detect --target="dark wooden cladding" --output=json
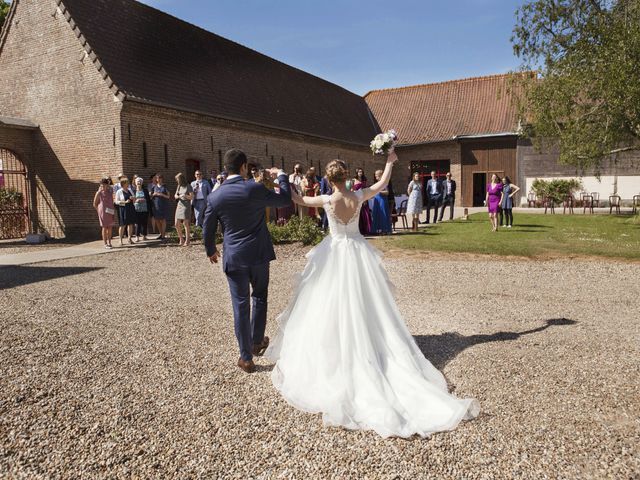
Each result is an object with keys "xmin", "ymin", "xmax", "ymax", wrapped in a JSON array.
[{"xmin": 461, "ymin": 137, "xmax": 518, "ymax": 207}]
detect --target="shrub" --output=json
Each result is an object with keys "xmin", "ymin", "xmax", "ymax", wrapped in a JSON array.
[
  {"xmin": 531, "ymin": 178, "xmax": 582, "ymax": 203},
  {"xmin": 0, "ymin": 188, "xmax": 23, "ymax": 208},
  {"xmin": 268, "ymin": 215, "xmax": 326, "ymax": 246}
]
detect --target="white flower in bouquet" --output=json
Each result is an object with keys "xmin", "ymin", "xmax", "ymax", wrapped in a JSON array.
[{"xmin": 370, "ymin": 129, "xmax": 398, "ymax": 155}]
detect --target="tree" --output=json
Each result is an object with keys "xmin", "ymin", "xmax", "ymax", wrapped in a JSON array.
[
  {"xmin": 0, "ymin": 1, "xmax": 10, "ymax": 29},
  {"xmin": 511, "ymin": 0, "xmax": 640, "ymax": 174}
]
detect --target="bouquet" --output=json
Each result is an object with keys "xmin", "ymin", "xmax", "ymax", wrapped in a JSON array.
[{"xmin": 370, "ymin": 129, "xmax": 398, "ymax": 155}]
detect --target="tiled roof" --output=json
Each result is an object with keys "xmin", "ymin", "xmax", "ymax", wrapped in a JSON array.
[
  {"xmin": 59, "ymin": 0, "xmax": 379, "ymax": 145},
  {"xmin": 364, "ymin": 74, "xmax": 521, "ymax": 145}
]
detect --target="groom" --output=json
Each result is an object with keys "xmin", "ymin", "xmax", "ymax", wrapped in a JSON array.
[{"xmin": 202, "ymin": 149, "xmax": 292, "ymax": 373}]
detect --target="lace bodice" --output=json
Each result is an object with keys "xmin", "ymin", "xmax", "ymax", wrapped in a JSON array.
[{"xmin": 321, "ymin": 191, "xmax": 364, "ymax": 239}]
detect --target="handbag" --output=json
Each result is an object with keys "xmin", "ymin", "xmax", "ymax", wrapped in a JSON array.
[{"xmin": 105, "ymin": 207, "xmax": 115, "ymax": 215}]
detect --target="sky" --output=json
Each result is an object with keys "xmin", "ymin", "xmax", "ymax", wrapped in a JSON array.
[{"xmin": 135, "ymin": 0, "xmax": 526, "ymax": 95}]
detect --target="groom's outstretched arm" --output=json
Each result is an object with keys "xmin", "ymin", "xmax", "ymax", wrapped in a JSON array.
[
  {"xmin": 261, "ymin": 171, "xmax": 291, "ymax": 208},
  {"xmin": 202, "ymin": 197, "xmax": 220, "ymax": 259}
]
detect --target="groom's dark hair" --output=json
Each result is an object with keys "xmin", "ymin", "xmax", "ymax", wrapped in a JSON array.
[{"xmin": 224, "ymin": 149, "xmax": 248, "ymax": 175}]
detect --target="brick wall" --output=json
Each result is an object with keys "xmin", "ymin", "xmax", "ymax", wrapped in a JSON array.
[
  {"xmin": 120, "ymin": 101, "xmax": 379, "ymax": 221},
  {"xmin": 0, "ymin": 0, "xmax": 123, "ymax": 238},
  {"xmin": 394, "ymin": 142, "xmax": 462, "ymax": 205}
]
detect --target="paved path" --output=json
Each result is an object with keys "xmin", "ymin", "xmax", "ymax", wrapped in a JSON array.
[{"xmin": 0, "ymin": 239, "xmax": 159, "ymax": 266}]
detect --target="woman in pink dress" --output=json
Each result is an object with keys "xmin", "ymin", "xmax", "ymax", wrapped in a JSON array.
[
  {"xmin": 485, "ymin": 174, "xmax": 504, "ymax": 232},
  {"xmin": 93, "ymin": 177, "xmax": 115, "ymax": 248}
]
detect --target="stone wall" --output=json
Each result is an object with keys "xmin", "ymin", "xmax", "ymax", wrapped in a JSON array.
[{"xmin": 0, "ymin": 0, "xmax": 123, "ymax": 238}]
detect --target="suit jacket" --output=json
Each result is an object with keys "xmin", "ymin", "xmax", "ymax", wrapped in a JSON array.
[
  {"xmin": 425, "ymin": 178, "xmax": 443, "ymax": 197},
  {"xmin": 191, "ymin": 179, "xmax": 212, "ymax": 205},
  {"xmin": 202, "ymin": 174, "xmax": 291, "ymax": 272},
  {"xmin": 442, "ymin": 180, "xmax": 457, "ymax": 198},
  {"xmin": 319, "ymin": 176, "xmax": 332, "ymax": 196}
]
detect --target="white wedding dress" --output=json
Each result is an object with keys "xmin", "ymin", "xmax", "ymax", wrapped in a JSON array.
[{"xmin": 265, "ymin": 190, "xmax": 479, "ymax": 438}]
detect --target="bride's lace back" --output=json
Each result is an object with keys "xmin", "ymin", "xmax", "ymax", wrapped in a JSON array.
[{"xmin": 322, "ymin": 191, "xmax": 364, "ymax": 238}]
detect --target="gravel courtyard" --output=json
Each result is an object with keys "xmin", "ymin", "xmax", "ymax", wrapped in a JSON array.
[{"xmin": 1, "ymin": 243, "xmax": 638, "ymax": 479}]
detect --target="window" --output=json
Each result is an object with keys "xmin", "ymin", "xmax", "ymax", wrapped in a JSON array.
[
  {"xmin": 218, "ymin": 150, "xmax": 223, "ymax": 171},
  {"xmin": 271, "ymin": 155, "xmax": 274, "ymax": 167},
  {"xmin": 409, "ymin": 160, "xmax": 451, "ymax": 183},
  {"xmin": 164, "ymin": 144, "xmax": 169, "ymax": 169},
  {"xmin": 128, "ymin": 123, "xmax": 131, "ymax": 140},
  {"xmin": 281, "ymin": 156, "xmax": 284, "ymax": 169},
  {"xmin": 143, "ymin": 142, "xmax": 148, "ymax": 168}
]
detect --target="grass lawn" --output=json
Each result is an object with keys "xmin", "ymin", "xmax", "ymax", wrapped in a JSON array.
[{"xmin": 378, "ymin": 213, "xmax": 640, "ymax": 260}]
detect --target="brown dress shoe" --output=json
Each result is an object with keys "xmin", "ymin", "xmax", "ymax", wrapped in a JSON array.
[
  {"xmin": 252, "ymin": 336, "xmax": 270, "ymax": 357},
  {"xmin": 237, "ymin": 358, "xmax": 256, "ymax": 373}
]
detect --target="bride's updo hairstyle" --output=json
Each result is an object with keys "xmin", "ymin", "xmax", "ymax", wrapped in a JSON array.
[{"xmin": 326, "ymin": 160, "xmax": 348, "ymax": 184}]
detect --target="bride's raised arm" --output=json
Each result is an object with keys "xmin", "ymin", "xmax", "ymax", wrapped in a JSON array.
[
  {"xmin": 361, "ymin": 151, "xmax": 398, "ymax": 201},
  {"xmin": 291, "ymin": 188, "xmax": 325, "ymax": 207}
]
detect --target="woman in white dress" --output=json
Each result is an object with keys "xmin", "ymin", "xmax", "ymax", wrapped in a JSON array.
[
  {"xmin": 406, "ymin": 172, "xmax": 423, "ymax": 231},
  {"xmin": 265, "ymin": 152, "xmax": 479, "ymax": 438}
]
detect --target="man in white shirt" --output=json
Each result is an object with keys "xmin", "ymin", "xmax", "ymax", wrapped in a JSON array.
[
  {"xmin": 439, "ymin": 172, "xmax": 457, "ymax": 221},
  {"xmin": 289, "ymin": 163, "xmax": 304, "ymax": 217},
  {"xmin": 191, "ymin": 170, "xmax": 212, "ymax": 227}
]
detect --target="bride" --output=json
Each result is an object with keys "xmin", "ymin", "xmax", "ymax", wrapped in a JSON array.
[{"xmin": 265, "ymin": 151, "xmax": 479, "ymax": 438}]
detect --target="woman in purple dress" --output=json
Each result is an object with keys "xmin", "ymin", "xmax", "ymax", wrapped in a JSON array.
[
  {"xmin": 352, "ymin": 168, "xmax": 372, "ymax": 235},
  {"xmin": 485, "ymin": 174, "xmax": 504, "ymax": 232}
]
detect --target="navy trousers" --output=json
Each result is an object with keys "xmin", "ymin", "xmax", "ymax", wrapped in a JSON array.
[
  {"xmin": 426, "ymin": 194, "xmax": 441, "ymax": 223},
  {"xmin": 225, "ymin": 262, "xmax": 270, "ymax": 361}
]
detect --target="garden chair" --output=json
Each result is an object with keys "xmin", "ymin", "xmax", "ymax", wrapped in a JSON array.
[
  {"xmin": 563, "ymin": 195, "xmax": 574, "ymax": 214},
  {"xmin": 527, "ymin": 192, "xmax": 537, "ymax": 208},
  {"xmin": 633, "ymin": 195, "xmax": 640, "ymax": 215},
  {"xmin": 609, "ymin": 195, "xmax": 621, "ymax": 215},
  {"xmin": 582, "ymin": 193, "xmax": 594, "ymax": 214},
  {"xmin": 395, "ymin": 199, "xmax": 408, "ymax": 230},
  {"xmin": 591, "ymin": 192, "xmax": 600, "ymax": 207},
  {"xmin": 542, "ymin": 197, "xmax": 555, "ymax": 214}
]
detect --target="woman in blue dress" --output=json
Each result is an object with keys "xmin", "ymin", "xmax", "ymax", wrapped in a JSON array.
[
  {"xmin": 499, "ymin": 176, "xmax": 521, "ymax": 228},
  {"xmin": 371, "ymin": 169, "xmax": 392, "ymax": 235}
]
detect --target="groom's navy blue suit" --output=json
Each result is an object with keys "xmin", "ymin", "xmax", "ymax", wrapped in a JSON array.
[{"xmin": 202, "ymin": 173, "xmax": 291, "ymax": 361}]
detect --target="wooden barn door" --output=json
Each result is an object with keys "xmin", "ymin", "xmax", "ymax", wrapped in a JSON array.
[
  {"xmin": 461, "ymin": 138, "xmax": 517, "ymax": 207},
  {"xmin": 0, "ymin": 148, "xmax": 30, "ymax": 239}
]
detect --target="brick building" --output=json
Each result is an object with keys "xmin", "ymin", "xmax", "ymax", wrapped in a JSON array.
[
  {"xmin": 0, "ymin": 0, "xmax": 381, "ymax": 238},
  {"xmin": 1, "ymin": 0, "xmax": 638, "ymax": 239},
  {"xmin": 366, "ymin": 74, "xmax": 639, "ymax": 208}
]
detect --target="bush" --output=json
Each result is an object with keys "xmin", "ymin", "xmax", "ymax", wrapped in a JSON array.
[
  {"xmin": 167, "ymin": 225, "xmax": 221, "ymax": 243},
  {"xmin": 531, "ymin": 178, "xmax": 582, "ymax": 203},
  {"xmin": 0, "ymin": 188, "xmax": 23, "ymax": 209},
  {"xmin": 268, "ymin": 215, "xmax": 326, "ymax": 246}
]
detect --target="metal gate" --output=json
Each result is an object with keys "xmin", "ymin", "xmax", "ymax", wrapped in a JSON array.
[{"xmin": 0, "ymin": 148, "xmax": 30, "ymax": 239}]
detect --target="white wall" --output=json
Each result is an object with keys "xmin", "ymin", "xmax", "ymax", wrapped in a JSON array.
[{"xmin": 524, "ymin": 175, "xmax": 640, "ymax": 203}]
